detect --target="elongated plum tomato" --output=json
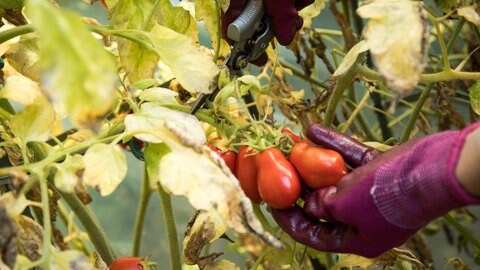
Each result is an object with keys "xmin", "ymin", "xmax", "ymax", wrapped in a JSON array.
[
  {"xmin": 109, "ymin": 257, "xmax": 146, "ymax": 270},
  {"xmin": 208, "ymin": 144, "xmax": 237, "ymax": 173},
  {"xmin": 256, "ymin": 148, "xmax": 301, "ymax": 209},
  {"xmin": 281, "ymin": 128, "xmax": 303, "ymax": 143},
  {"xmin": 235, "ymin": 146, "xmax": 262, "ymax": 203},
  {"xmin": 289, "ymin": 141, "xmax": 347, "ymax": 189}
]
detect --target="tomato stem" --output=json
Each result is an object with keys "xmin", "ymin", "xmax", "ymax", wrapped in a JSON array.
[
  {"xmin": 132, "ymin": 165, "xmax": 153, "ymax": 256},
  {"xmin": 0, "ymin": 24, "xmax": 34, "ymax": 44},
  {"xmin": 444, "ymin": 213, "xmax": 480, "ymax": 250},
  {"xmin": 156, "ymin": 182, "xmax": 182, "ymax": 270},
  {"xmin": 39, "ymin": 173, "xmax": 52, "ymax": 270},
  {"xmin": 60, "ymin": 190, "xmax": 117, "ymax": 265}
]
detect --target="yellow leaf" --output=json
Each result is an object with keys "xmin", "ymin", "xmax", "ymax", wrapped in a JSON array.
[
  {"xmin": 457, "ymin": 5, "xmax": 480, "ymax": 26},
  {"xmin": 26, "ymin": 0, "xmax": 117, "ymax": 129},
  {"xmin": 157, "ymin": 145, "xmax": 282, "ymax": 249},
  {"xmin": 299, "ymin": 0, "xmax": 327, "ymax": 29},
  {"xmin": 357, "ymin": 0, "xmax": 428, "ymax": 97},
  {"xmin": 148, "ymin": 24, "xmax": 219, "ymax": 94},
  {"xmin": 5, "ymin": 35, "xmax": 41, "ymax": 82},
  {"xmin": 82, "ymin": 144, "xmax": 127, "ymax": 196},
  {"xmin": 0, "ymin": 74, "xmax": 43, "ymax": 105},
  {"xmin": 124, "ymin": 102, "xmax": 206, "ymax": 150},
  {"xmin": 11, "ymin": 96, "xmax": 55, "ymax": 144}
]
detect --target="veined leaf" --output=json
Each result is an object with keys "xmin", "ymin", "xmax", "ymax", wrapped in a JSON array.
[
  {"xmin": 148, "ymin": 24, "xmax": 219, "ymax": 95},
  {"xmin": 26, "ymin": 0, "xmax": 117, "ymax": 129},
  {"xmin": 5, "ymin": 35, "xmax": 41, "ymax": 82},
  {"xmin": 190, "ymin": 0, "xmax": 230, "ymax": 58},
  {"xmin": 109, "ymin": 0, "xmax": 199, "ymax": 83},
  {"xmin": 357, "ymin": 0, "xmax": 428, "ymax": 98},
  {"xmin": 11, "ymin": 96, "xmax": 55, "ymax": 144},
  {"xmin": 109, "ymin": 0, "xmax": 159, "ymax": 83},
  {"xmin": 124, "ymin": 102, "xmax": 206, "ymax": 150},
  {"xmin": 82, "ymin": 143, "xmax": 127, "ymax": 196},
  {"xmin": 469, "ymin": 81, "xmax": 480, "ymax": 115},
  {"xmin": 51, "ymin": 250, "xmax": 91, "ymax": 270}
]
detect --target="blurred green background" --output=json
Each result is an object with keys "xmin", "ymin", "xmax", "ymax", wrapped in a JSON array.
[{"xmin": 55, "ymin": 1, "xmax": 480, "ymax": 269}]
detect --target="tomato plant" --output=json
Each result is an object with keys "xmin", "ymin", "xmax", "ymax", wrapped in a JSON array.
[
  {"xmin": 281, "ymin": 128, "xmax": 304, "ymax": 143},
  {"xmin": 289, "ymin": 141, "xmax": 347, "ymax": 189},
  {"xmin": 256, "ymin": 147, "xmax": 301, "ymax": 209}
]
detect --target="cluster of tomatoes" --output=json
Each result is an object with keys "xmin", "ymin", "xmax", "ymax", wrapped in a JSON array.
[{"xmin": 209, "ymin": 129, "xmax": 348, "ymax": 209}]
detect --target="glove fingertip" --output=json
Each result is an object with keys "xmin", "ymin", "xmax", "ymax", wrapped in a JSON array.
[
  {"xmin": 295, "ymin": 0, "xmax": 315, "ymax": 10},
  {"xmin": 251, "ymin": 53, "xmax": 268, "ymax": 66}
]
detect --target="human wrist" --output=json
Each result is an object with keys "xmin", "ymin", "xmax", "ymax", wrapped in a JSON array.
[{"xmin": 455, "ymin": 124, "xmax": 480, "ymax": 197}]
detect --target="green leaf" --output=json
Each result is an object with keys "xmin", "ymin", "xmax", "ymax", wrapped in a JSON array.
[
  {"xmin": 53, "ymin": 155, "xmax": 85, "ymax": 193},
  {"xmin": 0, "ymin": 0, "xmax": 24, "ymax": 9},
  {"xmin": 469, "ymin": 81, "xmax": 480, "ymax": 115},
  {"xmin": 82, "ymin": 143, "xmax": 127, "ymax": 196},
  {"xmin": 11, "ymin": 96, "xmax": 55, "ymax": 144},
  {"xmin": 139, "ymin": 87, "xmax": 178, "ymax": 105},
  {"xmin": 124, "ymin": 102, "xmax": 206, "ymax": 149},
  {"xmin": 133, "ymin": 78, "xmax": 158, "ymax": 89},
  {"xmin": 155, "ymin": 0, "xmax": 199, "ymax": 42},
  {"xmin": 333, "ymin": 40, "xmax": 369, "ymax": 77},
  {"xmin": 148, "ymin": 24, "xmax": 219, "ymax": 94},
  {"xmin": 26, "ymin": 0, "xmax": 117, "ymax": 129},
  {"xmin": 144, "ymin": 142, "xmax": 170, "ymax": 188}
]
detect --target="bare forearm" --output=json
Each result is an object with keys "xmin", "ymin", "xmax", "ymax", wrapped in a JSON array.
[{"xmin": 456, "ymin": 127, "xmax": 480, "ymax": 197}]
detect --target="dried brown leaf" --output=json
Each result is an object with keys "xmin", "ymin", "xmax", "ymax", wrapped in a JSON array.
[{"xmin": 0, "ymin": 203, "xmax": 17, "ymax": 268}]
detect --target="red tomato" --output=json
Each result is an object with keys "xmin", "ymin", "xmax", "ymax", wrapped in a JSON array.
[
  {"xmin": 289, "ymin": 141, "xmax": 347, "ymax": 189},
  {"xmin": 256, "ymin": 148, "xmax": 301, "ymax": 209},
  {"xmin": 109, "ymin": 257, "xmax": 145, "ymax": 270},
  {"xmin": 281, "ymin": 128, "xmax": 304, "ymax": 143},
  {"xmin": 235, "ymin": 146, "xmax": 262, "ymax": 203},
  {"xmin": 208, "ymin": 144, "xmax": 237, "ymax": 173}
]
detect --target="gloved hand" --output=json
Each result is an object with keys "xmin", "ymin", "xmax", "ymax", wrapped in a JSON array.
[
  {"xmin": 221, "ymin": 0, "xmax": 314, "ymax": 65},
  {"xmin": 271, "ymin": 123, "xmax": 480, "ymax": 258}
]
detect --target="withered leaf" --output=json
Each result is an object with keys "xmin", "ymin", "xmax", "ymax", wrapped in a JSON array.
[{"xmin": 0, "ymin": 203, "xmax": 17, "ymax": 268}]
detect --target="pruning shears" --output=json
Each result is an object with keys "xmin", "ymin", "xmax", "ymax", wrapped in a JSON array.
[{"xmin": 190, "ymin": 0, "xmax": 274, "ymax": 114}]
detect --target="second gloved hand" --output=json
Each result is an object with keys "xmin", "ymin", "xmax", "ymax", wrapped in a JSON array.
[
  {"xmin": 221, "ymin": 0, "xmax": 314, "ymax": 65},
  {"xmin": 271, "ymin": 123, "xmax": 480, "ymax": 257}
]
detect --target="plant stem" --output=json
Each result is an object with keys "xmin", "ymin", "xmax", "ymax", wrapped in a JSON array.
[
  {"xmin": 60, "ymin": 191, "xmax": 116, "ymax": 265},
  {"xmin": 279, "ymin": 59, "xmax": 329, "ymax": 90},
  {"xmin": 142, "ymin": 0, "xmax": 161, "ymax": 31},
  {"xmin": 0, "ymin": 107, "xmax": 13, "ymax": 120},
  {"xmin": 0, "ymin": 24, "xmax": 34, "ymax": 44},
  {"xmin": 156, "ymin": 182, "xmax": 181, "ymax": 270},
  {"xmin": 341, "ymin": 88, "xmax": 370, "ymax": 133},
  {"xmin": 132, "ymin": 165, "xmax": 153, "ymax": 256},
  {"xmin": 444, "ymin": 213, "xmax": 480, "ymax": 250},
  {"xmin": 39, "ymin": 174, "xmax": 52, "ymax": 270},
  {"xmin": 401, "ymin": 19, "xmax": 466, "ymax": 142},
  {"xmin": 252, "ymin": 204, "xmax": 273, "ymax": 234}
]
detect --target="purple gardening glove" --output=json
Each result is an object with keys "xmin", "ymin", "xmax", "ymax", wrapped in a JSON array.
[
  {"xmin": 221, "ymin": 0, "xmax": 313, "ymax": 65},
  {"xmin": 271, "ymin": 123, "xmax": 480, "ymax": 258}
]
